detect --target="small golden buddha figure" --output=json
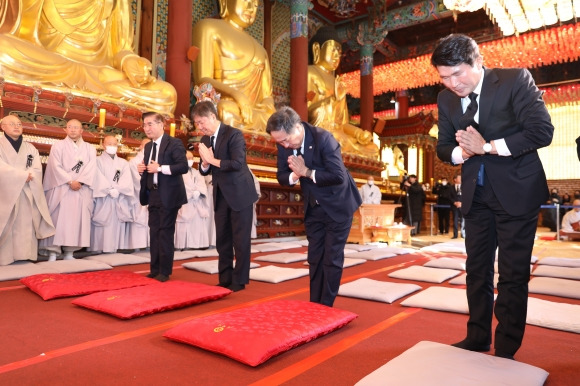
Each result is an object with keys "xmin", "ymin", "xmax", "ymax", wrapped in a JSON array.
[
  {"xmin": 0, "ymin": 0, "xmax": 176, "ymax": 115},
  {"xmin": 191, "ymin": 0, "xmax": 275, "ymax": 132},
  {"xmin": 307, "ymin": 26, "xmax": 379, "ymax": 159}
]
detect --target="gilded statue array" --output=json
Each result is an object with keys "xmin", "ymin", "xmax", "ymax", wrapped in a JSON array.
[{"xmin": 0, "ymin": 0, "xmax": 176, "ymax": 115}]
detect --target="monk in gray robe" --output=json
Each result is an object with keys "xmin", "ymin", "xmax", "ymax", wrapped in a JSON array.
[
  {"xmin": 0, "ymin": 115, "xmax": 55, "ymax": 265},
  {"xmin": 40, "ymin": 119, "xmax": 97, "ymax": 260},
  {"xmin": 89, "ymin": 136, "xmax": 134, "ymax": 253}
]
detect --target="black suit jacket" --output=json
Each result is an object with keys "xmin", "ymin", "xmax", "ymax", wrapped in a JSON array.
[
  {"xmin": 140, "ymin": 134, "xmax": 188, "ymax": 208},
  {"xmin": 199, "ymin": 123, "xmax": 258, "ymax": 211},
  {"xmin": 436, "ymin": 68, "xmax": 554, "ymax": 217},
  {"xmin": 276, "ymin": 122, "xmax": 362, "ymax": 223}
]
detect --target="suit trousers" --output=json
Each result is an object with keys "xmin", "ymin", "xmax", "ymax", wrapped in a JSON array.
[
  {"xmin": 305, "ymin": 204, "xmax": 352, "ymax": 307},
  {"xmin": 214, "ymin": 188, "xmax": 253, "ymax": 286},
  {"xmin": 148, "ymin": 190, "xmax": 179, "ymax": 276},
  {"xmin": 463, "ymin": 180, "xmax": 538, "ymax": 355},
  {"xmin": 452, "ymin": 207, "xmax": 464, "ymax": 238}
]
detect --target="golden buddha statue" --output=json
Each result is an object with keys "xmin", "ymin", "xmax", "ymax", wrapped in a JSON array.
[
  {"xmin": 0, "ymin": 0, "xmax": 176, "ymax": 115},
  {"xmin": 191, "ymin": 0, "xmax": 275, "ymax": 132},
  {"xmin": 307, "ymin": 26, "xmax": 378, "ymax": 159}
]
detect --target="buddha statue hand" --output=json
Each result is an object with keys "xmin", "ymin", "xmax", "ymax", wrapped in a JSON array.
[
  {"xmin": 121, "ymin": 55, "xmax": 156, "ymax": 88},
  {"xmin": 354, "ymin": 128, "xmax": 373, "ymax": 145}
]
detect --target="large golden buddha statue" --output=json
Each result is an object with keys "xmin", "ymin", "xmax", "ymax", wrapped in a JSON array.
[
  {"xmin": 191, "ymin": 0, "xmax": 275, "ymax": 132},
  {"xmin": 307, "ymin": 26, "xmax": 378, "ymax": 158},
  {"xmin": 0, "ymin": 0, "xmax": 176, "ymax": 115}
]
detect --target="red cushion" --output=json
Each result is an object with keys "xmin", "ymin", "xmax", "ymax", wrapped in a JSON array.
[
  {"xmin": 163, "ymin": 299, "xmax": 358, "ymax": 366},
  {"xmin": 72, "ymin": 281, "xmax": 231, "ymax": 319},
  {"xmin": 20, "ymin": 270, "xmax": 155, "ymax": 300}
]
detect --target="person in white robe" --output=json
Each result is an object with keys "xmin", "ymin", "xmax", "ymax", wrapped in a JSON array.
[
  {"xmin": 359, "ymin": 176, "xmax": 381, "ymax": 205},
  {"xmin": 89, "ymin": 136, "xmax": 134, "ymax": 253},
  {"xmin": 175, "ymin": 152, "xmax": 210, "ymax": 249},
  {"xmin": 123, "ymin": 138, "xmax": 150, "ymax": 251},
  {"xmin": 561, "ymin": 198, "xmax": 580, "ymax": 233},
  {"xmin": 204, "ymin": 174, "xmax": 216, "ymax": 247},
  {"xmin": 250, "ymin": 170, "xmax": 261, "ymax": 239},
  {"xmin": 40, "ymin": 119, "xmax": 97, "ymax": 260},
  {"xmin": 0, "ymin": 115, "xmax": 55, "ymax": 265}
]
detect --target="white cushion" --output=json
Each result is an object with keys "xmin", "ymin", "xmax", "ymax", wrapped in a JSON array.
[
  {"xmin": 420, "ymin": 242, "xmax": 466, "ymax": 254},
  {"xmin": 191, "ymin": 249, "xmax": 220, "ymax": 258},
  {"xmin": 532, "ymin": 265, "xmax": 580, "ymax": 280},
  {"xmin": 85, "ymin": 253, "xmax": 150, "ymax": 266},
  {"xmin": 388, "ymin": 266, "xmax": 461, "ymax": 283},
  {"xmin": 249, "ymin": 265, "xmax": 309, "ymax": 283},
  {"xmin": 0, "ymin": 262, "xmax": 59, "ymax": 281},
  {"xmin": 172, "ymin": 250, "xmax": 198, "ymax": 261},
  {"xmin": 377, "ymin": 246, "xmax": 415, "ymax": 255},
  {"xmin": 347, "ymin": 250, "xmax": 397, "ymax": 261},
  {"xmin": 529, "ymin": 277, "xmax": 580, "ymax": 299},
  {"xmin": 423, "ymin": 257, "xmax": 466, "ymax": 271},
  {"xmin": 251, "ymin": 242, "xmax": 303, "ymax": 252},
  {"xmin": 303, "ymin": 257, "xmax": 366, "ymax": 268},
  {"xmin": 400, "ymin": 286, "xmax": 470, "ymax": 314},
  {"xmin": 338, "ymin": 278, "xmax": 421, "ymax": 303},
  {"xmin": 449, "ymin": 273, "xmax": 499, "ymax": 288},
  {"xmin": 355, "ymin": 341, "xmax": 548, "ymax": 386},
  {"xmin": 254, "ymin": 252, "xmax": 307, "ymax": 264},
  {"xmin": 537, "ymin": 257, "xmax": 580, "ymax": 268},
  {"xmin": 344, "ymin": 244, "xmax": 374, "ymax": 252},
  {"xmin": 35, "ymin": 259, "xmax": 112, "ymax": 273},
  {"xmin": 527, "ymin": 297, "xmax": 580, "ymax": 334},
  {"xmin": 182, "ymin": 260, "xmax": 260, "ymax": 274}
]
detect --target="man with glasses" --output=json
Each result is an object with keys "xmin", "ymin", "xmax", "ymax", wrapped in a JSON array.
[
  {"xmin": 0, "ymin": 114, "xmax": 55, "ymax": 265},
  {"xmin": 266, "ymin": 106, "xmax": 362, "ymax": 307},
  {"xmin": 137, "ymin": 112, "xmax": 188, "ymax": 282},
  {"xmin": 41, "ymin": 119, "xmax": 97, "ymax": 261}
]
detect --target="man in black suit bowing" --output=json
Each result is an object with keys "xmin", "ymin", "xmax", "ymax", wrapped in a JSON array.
[
  {"xmin": 266, "ymin": 106, "xmax": 362, "ymax": 307},
  {"xmin": 432, "ymin": 34, "xmax": 554, "ymax": 359},
  {"xmin": 138, "ymin": 112, "xmax": 189, "ymax": 282},
  {"xmin": 192, "ymin": 101, "xmax": 258, "ymax": 292}
]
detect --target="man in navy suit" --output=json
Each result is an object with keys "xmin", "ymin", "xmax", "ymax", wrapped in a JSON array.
[
  {"xmin": 432, "ymin": 34, "xmax": 554, "ymax": 359},
  {"xmin": 266, "ymin": 106, "xmax": 362, "ymax": 307},
  {"xmin": 138, "ymin": 112, "xmax": 189, "ymax": 282},
  {"xmin": 192, "ymin": 101, "xmax": 258, "ymax": 292}
]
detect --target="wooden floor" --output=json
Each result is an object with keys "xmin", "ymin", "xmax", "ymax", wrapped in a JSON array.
[{"xmin": 0, "ymin": 233, "xmax": 578, "ymax": 385}]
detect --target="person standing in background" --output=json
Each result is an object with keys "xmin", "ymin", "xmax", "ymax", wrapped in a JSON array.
[
  {"xmin": 433, "ymin": 177, "xmax": 454, "ymax": 235},
  {"xmin": 450, "ymin": 174, "xmax": 464, "ymax": 239},
  {"xmin": 432, "ymin": 34, "xmax": 554, "ymax": 359}
]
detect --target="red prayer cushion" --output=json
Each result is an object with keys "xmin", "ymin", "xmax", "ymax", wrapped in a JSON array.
[
  {"xmin": 72, "ymin": 281, "xmax": 231, "ymax": 319},
  {"xmin": 163, "ymin": 299, "xmax": 358, "ymax": 366},
  {"xmin": 20, "ymin": 270, "xmax": 155, "ymax": 300}
]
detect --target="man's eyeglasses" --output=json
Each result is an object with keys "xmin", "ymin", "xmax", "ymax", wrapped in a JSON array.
[
  {"xmin": 2, "ymin": 122, "xmax": 23, "ymax": 128},
  {"xmin": 144, "ymin": 121, "xmax": 162, "ymax": 128}
]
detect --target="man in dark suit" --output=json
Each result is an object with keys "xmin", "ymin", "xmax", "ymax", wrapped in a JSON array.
[
  {"xmin": 266, "ymin": 106, "xmax": 362, "ymax": 307},
  {"xmin": 432, "ymin": 34, "xmax": 554, "ymax": 359},
  {"xmin": 450, "ymin": 174, "xmax": 464, "ymax": 239},
  {"xmin": 192, "ymin": 101, "xmax": 258, "ymax": 292},
  {"xmin": 138, "ymin": 112, "xmax": 189, "ymax": 282}
]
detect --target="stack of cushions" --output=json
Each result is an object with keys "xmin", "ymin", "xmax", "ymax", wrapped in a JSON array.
[
  {"xmin": 163, "ymin": 299, "xmax": 357, "ymax": 366},
  {"xmin": 20, "ymin": 270, "xmax": 155, "ymax": 300},
  {"xmin": 338, "ymin": 278, "xmax": 421, "ymax": 303},
  {"xmin": 355, "ymin": 341, "xmax": 548, "ymax": 385},
  {"xmin": 72, "ymin": 281, "xmax": 232, "ymax": 319}
]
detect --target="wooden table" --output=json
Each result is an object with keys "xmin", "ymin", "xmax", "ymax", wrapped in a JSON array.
[{"xmin": 370, "ymin": 225, "xmax": 414, "ymax": 245}]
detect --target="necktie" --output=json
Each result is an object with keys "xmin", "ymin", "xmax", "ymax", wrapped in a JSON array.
[
  {"xmin": 295, "ymin": 147, "xmax": 302, "ymax": 157},
  {"xmin": 210, "ymin": 136, "xmax": 215, "ymax": 150},
  {"xmin": 147, "ymin": 142, "xmax": 157, "ymax": 189},
  {"xmin": 459, "ymin": 92, "xmax": 479, "ymax": 130}
]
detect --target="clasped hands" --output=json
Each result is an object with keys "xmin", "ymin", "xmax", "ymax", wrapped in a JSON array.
[
  {"xmin": 288, "ymin": 155, "xmax": 309, "ymax": 178},
  {"xmin": 198, "ymin": 143, "xmax": 217, "ymax": 168},
  {"xmin": 456, "ymin": 126, "xmax": 488, "ymax": 159}
]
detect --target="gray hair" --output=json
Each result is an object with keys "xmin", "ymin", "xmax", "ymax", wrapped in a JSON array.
[{"xmin": 266, "ymin": 106, "xmax": 301, "ymax": 135}]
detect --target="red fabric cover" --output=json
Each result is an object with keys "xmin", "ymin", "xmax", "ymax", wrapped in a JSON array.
[
  {"xmin": 163, "ymin": 299, "xmax": 358, "ymax": 366},
  {"xmin": 20, "ymin": 270, "xmax": 155, "ymax": 300},
  {"xmin": 72, "ymin": 281, "xmax": 232, "ymax": 319}
]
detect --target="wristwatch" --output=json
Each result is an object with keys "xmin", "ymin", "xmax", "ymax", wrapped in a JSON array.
[
  {"xmin": 305, "ymin": 169, "xmax": 312, "ymax": 179},
  {"xmin": 482, "ymin": 143, "xmax": 492, "ymax": 154}
]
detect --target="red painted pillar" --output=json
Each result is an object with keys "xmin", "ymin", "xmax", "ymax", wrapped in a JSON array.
[
  {"xmin": 396, "ymin": 90, "xmax": 409, "ymax": 119},
  {"xmin": 359, "ymin": 45, "xmax": 374, "ymax": 132},
  {"xmin": 166, "ymin": 1, "xmax": 192, "ymax": 118}
]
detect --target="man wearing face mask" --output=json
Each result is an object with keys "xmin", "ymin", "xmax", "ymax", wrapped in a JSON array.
[
  {"xmin": 359, "ymin": 176, "xmax": 381, "ymax": 205},
  {"xmin": 89, "ymin": 136, "xmax": 134, "ymax": 254},
  {"xmin": 40, "ymin": 119, "xmax": 97, "ymax": 261},
  {"xmin": 433, "ymin": 177, "xmax": 454, "ymax": 235}
]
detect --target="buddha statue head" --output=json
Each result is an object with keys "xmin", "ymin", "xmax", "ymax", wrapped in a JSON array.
[
  {"xmin": 309, "ymin": 26, "xmax": 342, "ymax": 72},
  {"xmin": 218, "ymin": 0, "xmax": 258, "ymax": 28}
]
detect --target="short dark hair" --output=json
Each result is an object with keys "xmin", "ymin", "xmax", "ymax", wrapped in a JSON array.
[
  {"xmin": 142, "ymin": 111, "xmax": 165, "ymax": 124},
  {"xmin": 266, "ymin": 106, "xmax": 301, "ymax": 135},
  {"xmin": 431, "ymin": 34, "xmax": 481, "ymax": 68},
  {"xmin": 190, "ymin": 101, "xmax": 218, "ymax": 119}
]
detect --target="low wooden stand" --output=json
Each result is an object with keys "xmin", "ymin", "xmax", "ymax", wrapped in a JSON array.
[
  {"xmin": 348, "ymin": 204, "xmax": 401, "ymax": 244},
  {"xmin": 370, "ymin": 225, "xmax": 414, "ymax": 245}
]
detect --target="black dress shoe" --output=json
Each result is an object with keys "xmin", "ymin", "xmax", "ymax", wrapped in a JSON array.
[
  {"xmin": 146, "ymin": 273, "xmax": 158, "ymax": 278},
  {"xmin": 495, "ymin": 351, "xmax": 515, "ymax": 360},
  {"xmin": 155, "ymin": 274, "xmax": 169, "ymax": 282},
  {"xmin": 228, "ymin": 283, "xmax": 245, "ymax": 292},
  {"xmin": 451, "ymin": 236, "xmax": 458, "ymax": 239},
  {"xmin": 216, "ymin": 283, "xmax": 230, "ymax": 288},
  {"xmin": 451, "ymin": 339, "xmax": 490, "ymax": 352}
]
